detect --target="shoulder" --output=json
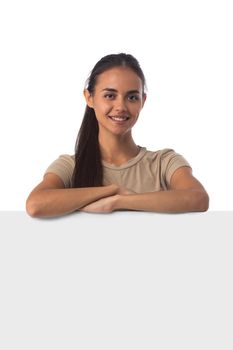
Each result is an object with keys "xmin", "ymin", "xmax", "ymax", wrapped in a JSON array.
[
  {"xmin": 143, "ymin": 148, "xmax": 185, "ymax": 162},
  {"xmin": 143, "ymin": 147, "xmax": 191, "ymax": 185},
  {"xmin": 44, "ymin": 154, "xmax": 75, "ymax": 188},
  {"xmin": 47, "ymin": 154, "xmax": 75, "ymax": 168},
  {"xmin": 56, "ymin": 154, "xmax": 75, "ymax": 164}
]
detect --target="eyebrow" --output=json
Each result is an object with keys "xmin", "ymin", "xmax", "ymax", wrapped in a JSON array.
[{"xmin": 101, "ymin": 88, "xmax": 140, "ymax": 94}]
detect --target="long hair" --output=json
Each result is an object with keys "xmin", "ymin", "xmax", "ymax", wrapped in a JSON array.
[{"xmin": 71, "ymin": 53, "xmax": 147, "ymax": 188}]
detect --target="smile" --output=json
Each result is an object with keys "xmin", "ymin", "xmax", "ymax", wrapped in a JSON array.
[{"xmin": 108, "ymin": 116, "xmax": 130, "ymax": 122}]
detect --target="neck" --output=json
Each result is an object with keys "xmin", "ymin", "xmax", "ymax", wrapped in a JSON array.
[{"xmin": 98, "ymin": 132, "xmax": 139, "ymax": 165}]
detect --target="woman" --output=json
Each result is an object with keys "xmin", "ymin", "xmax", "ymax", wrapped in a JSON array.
[{"xmin": 26, "ymin": 53, "xmax": 209, "ymax": 217}]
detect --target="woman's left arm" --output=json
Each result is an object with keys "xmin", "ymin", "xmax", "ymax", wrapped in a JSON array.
[{"xmin": 115, "ymin": 166, "xmax": 209, "ymax": 213}]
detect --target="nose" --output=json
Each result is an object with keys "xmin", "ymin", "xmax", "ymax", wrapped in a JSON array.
[{"xmin": 114, "ymin": 96, "xmax": 127, "ymax": 113}]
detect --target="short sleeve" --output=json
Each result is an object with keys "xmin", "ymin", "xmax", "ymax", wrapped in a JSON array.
[
  {"xmin": 160, "ymin": 149, "xmax": 191, "ymax": 187},
  {"xmin": 44, "ymin": 154, "xmax": 75, "ymax": 188}
]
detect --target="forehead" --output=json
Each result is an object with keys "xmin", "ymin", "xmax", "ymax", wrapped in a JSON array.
[{"xmin": 95, "ymin": 67, "xmax": 143, "ymax": 92}]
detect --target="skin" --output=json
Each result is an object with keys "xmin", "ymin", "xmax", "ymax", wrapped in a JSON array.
[
  {"xmin": 79, "ymin": 167, "xmax": 209, "ymax": 213},
  {"xmin": 81, "ymin": 66, "xmax": 209, "ymax": 213},
  {"xmin": 26, "ymin": 66, "xmax": 209, "ymax": 217},
  {"xmin": 84, "ymin": 67, "xmax": 147, "ymax": 165}
]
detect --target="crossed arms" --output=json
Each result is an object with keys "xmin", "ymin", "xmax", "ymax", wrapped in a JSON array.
[{"xmin": 26, "ymin": 166, "xmax": 209, "ymax": 218}]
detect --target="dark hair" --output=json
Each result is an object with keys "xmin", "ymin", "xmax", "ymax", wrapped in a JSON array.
[{"xmin": 71, "ymin": 53, "xmax": 146, "ymax": 188}]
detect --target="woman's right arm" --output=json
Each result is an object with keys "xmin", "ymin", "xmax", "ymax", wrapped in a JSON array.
[{"xmin": 26, "ymin": 173, "xmax": 119, "ymax": 218}]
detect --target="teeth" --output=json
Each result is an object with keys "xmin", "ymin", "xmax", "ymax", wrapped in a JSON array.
[{"xmin": 110, "ymin": 116, "xmax": 128, "ymax": 121}]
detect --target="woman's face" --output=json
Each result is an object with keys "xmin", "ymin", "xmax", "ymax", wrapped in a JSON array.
[{"xmin": 84, "ymin": 67, "xmax": 146, "ymax": 137}]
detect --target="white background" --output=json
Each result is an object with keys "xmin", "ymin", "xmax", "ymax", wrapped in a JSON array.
[{"xmin": 0, "ymin": 0, "xmax": 232, "ymax": 210}]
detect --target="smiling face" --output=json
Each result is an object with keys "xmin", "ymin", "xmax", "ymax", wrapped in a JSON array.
[{"xmin": 84, "ymin": 66, "xmax": 147, "ymax": 138}]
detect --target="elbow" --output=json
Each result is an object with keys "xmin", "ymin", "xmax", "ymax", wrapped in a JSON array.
[
  {"xmin": 195, "ymin": 190, "xmax": 209, "ymax": 212},
  {"xmin": 26, "ymin": 196, "xmax": 41, "ymax": 218}
]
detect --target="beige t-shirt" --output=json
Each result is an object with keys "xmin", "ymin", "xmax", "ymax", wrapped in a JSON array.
[{"xmin": 44, "ymin": 147, "xmax": 191, "ymax": 193}]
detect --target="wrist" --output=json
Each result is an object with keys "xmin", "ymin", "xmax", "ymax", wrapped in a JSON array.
[
  {"xmin": 114, "ymin": 194, "xmax": 124, "ymax": 210},
  {"xmin": 114, "ymin": 193, "xmax": 138, "ymax": 211},
  {"xmin": 108, "ymin": 183, "xmax": 120, "ymax": 194}
]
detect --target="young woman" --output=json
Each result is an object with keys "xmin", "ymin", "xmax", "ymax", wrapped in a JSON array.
[{"xmin": 26, "ymin": 53, "xmax": 209, "ymax": 217}]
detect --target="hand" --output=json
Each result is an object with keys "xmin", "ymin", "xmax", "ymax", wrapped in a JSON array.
[
  {"xmin": 79, "ymin": 186, "xmax": 136, "ymax": 213},
  {"xmin": 79, "ymin": 194, "xmax": 120, "ymax": 213}
]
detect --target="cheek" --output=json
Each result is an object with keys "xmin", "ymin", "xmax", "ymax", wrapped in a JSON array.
[
  {"xmin": 94, "ymin": 100, "xmax": 112, "ymax": 115},
  {"xmin": 129, "ymin": 103, "xmax": 142, "ymax": 114}
]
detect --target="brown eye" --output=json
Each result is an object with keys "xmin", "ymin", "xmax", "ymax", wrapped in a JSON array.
[
  {"xmin": 104, "ymin": 94, "xmax": 115, "ymax": 99},
  {"xmin": 128, "ymin": 95, "xmax": 139, "ymax": 101}
]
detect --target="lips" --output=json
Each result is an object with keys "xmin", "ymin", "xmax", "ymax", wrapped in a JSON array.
[{"xmin": 108, "ymin": 115, "xmax": 130, "ymax": 122}]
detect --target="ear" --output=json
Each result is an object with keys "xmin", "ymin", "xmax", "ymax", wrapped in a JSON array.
[
  {"xmin": 83, "ymin": 89, "xmax": 94, "ymax": 108},
  {"xmin": 141, "ymin": 93, "xmax": 147, "ymax": 108}
]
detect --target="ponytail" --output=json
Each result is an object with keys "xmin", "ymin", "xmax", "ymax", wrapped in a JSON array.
[{"xmin": 71, "ymin": 106, "xmax": 103, "ymax": 187}]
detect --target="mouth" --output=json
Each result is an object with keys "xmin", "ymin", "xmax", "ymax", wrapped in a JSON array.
[{"xmin": 108, "ymin": 115, "xmax": 130, "ymax": 123}]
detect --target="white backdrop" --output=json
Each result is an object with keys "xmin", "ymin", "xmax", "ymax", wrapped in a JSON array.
[{"xmin": 0, "ymin": 0, "xmax": 232, "ymax": 210}]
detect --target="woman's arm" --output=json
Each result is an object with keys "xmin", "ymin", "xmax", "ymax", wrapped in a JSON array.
[
  {"xmin": 26, "ymin": 173, "xmax": 119, "ymax": 218},
  {"xmin": 116, "ymin": 167, "xmax": 209, "ymax": 213},
  {"xmin": 80, "ymin": 167, "xmax": 209, "ymax": 213}
]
